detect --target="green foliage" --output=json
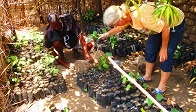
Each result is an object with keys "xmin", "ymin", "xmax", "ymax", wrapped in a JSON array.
[
  {"xmin": 125, "ymin": 84, "xmax": 132, "ymax": 91},
  {"xmin": 140, "ymin": 107, "xmax": 146, "ymax": 112},
  {"xmin": 190, "ymin": 67, "xmax": 196, "ymax": 83},
  {"xmin": 153, "ymin": 1, "xmax": 183, "ymax": 28},
  {"xmin": 126, "ymin": 0, "xmax": 142, "ymax": 16},
  {"xmin": 136, "ymin": 73, "xmax": 141, "ymax": 80},
  {"xmin": 146, "ymin": 98, "xmax": 153, "ymax": 106},
  {"xmin": 109, "ymin": 35, "xmax": 117, "ymax": 49},
  {"xmin": 128, "ymin": 72, "xmax": 134, "ymax": 78},
  {"xmin": 49, "ymin": 67, "xmax": 59, "ymax": 75},
  {"xmin": 39, "ymin": 53, "xmax": 56, "ymax": 66},
  {"xmin": 98, "ymin": 56, "xmax": 110, "ymax": 71},
  {"xmin": 122, "ymin": 77, "xmax": 127, "ymax": 84},
  {"xmin": 35, "ymin": 44, "xmax": 41, "ymax": 52},
  {"xmin": 7, "ymin": 55, "xmax": 19, "ymax": 67},
  {"xmin": 142, "ymin": 83, "xmax": 148, "ymax": 89},
  {"xmin": 12, "ymin": 77, "xmax": 19, "ymax": 83},
  {"xmin": 156, "ymin": 93, "xmax": 164, "ymax": 101},
  {"xmin": 102, "ymin": 28, "xmax": 108, "ymax": 33},
  {"xmin": 171, "ymin": 108, "xmax": 180, "ymax": 112},
  {"xmin": 174, "ymin": 45, "xmax": 182, "ymax": 59},
  {"xmin": 63, "ymin": 107, "xmax": 69, "ymax": 112},
  {"xmin": 90, "ymin": 31, "xmax": 99, "ymax": 41},
  {"xmin": 84, "ymin": 88, "xmax": 88, "ymax": 92},
  {"xmin": 82, "ymin": 9, "xmax": 95, "ymax": 22},
  {"xmin": 105, "ymin": 52, "xmax": 112, "ymax": 57}
]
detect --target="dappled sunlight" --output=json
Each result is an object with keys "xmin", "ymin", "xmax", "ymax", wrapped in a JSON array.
[
  {"xmin": 173, "ymin": 84, "xmax": 180, "ymax": 92},
  {"xmin": 75, "ymin": 91, "xmax": 81, "ymax": 96}
]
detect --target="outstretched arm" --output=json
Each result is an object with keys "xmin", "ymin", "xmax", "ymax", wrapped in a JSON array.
[
  {"xmin": 99, "ymin": 23, "xmax": 129, "ymax": 40},
  {"xmin": 159, "ymin": 22, "xmax": 170, "ymax": 62}
]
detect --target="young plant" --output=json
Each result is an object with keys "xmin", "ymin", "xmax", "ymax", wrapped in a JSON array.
[
  {"xmin": 109, "ymin": 35, "xmax": 117, "ymax": 49},
  {"xmin": 98, "ymin": 56, "xmax": 109, "ymax": 71},
  {"xmin": 82, "ymin": 9, "xmax": 95, "ymax": 22},
  {"xmin": 90, "ymin": 31, "xmax": 99, "ymax": 41},
  {"xmin": 153, "ymin": 0, "xmax": 183, "ymax": 28},
  {"xmin": 97, "ymin": 52, "xmax": 112, "ymax": 71},
  {"xmin": 174, "ymin": 45, "xmax": 182, "ymax": 59}
]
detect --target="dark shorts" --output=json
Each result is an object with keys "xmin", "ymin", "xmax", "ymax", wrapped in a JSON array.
[{"xmin": 145, "ymin": 20, "xmax": 185, "ymax": 72}]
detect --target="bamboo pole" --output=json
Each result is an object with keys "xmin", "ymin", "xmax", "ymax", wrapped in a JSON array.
[{"xmin": 108, "ymin": 56, "xmax": 168, "ymax": 112}]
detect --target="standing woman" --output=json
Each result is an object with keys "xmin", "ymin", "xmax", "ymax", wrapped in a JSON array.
[{"xmin": 99, "ymin": 2, "xmax": 185, "ymax": 94}]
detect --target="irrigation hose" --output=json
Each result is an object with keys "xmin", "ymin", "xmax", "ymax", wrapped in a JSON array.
[{"xmin": 108, "ymin": 56, "xmax": 168, "ymax": 112}]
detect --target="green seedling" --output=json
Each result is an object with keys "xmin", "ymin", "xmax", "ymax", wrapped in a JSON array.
[
  {"xmin": 84, "ymin": 88, "xmax": 88, "ymax": 92},
  {"xmin": 129, "ymin": 72, "xmax": 134, "ymax": 78},
  {"xmin": 142, "ymin": 83, "xmax": 148, "ymax": 90},
  {"xmin": 122, "ymin": 77, "xmax": 127, "ymax": 84},
  {"xmin": 63, "ymin": 107, "xmax": 69, "ymax": 112},
  {"xmin": 90, "ymin": 31, "xmax": 99, "ymax": 41},
  {"xmin": 109, "ymin": 35, "xmax": 117, "ymax": 49},
  {"xmin": 171, "ymin": 108, "xmax": 180, "ymax": 112},
  {"xmin": 12, "ymin": 77, "xmax": 19, "ymax": 83},
  {"xmin": 98, "ymin": 53, "xmax": 110, "ymax": 71},
  {"xmin": 126, "ymin": 84, "xmax": 132, "ymax": 91},
  {"xmin": 156, "ymin": 93, "xmax": 164, "ymax": 101},
  {"xmin": 146, "ymin": 97, "xmax": 153, "ymax": 106},
  {"xmin": 48, "ymin": 67, "xmax": 59, "ymax": 75},
  {"xmin": 140, "ymin": 107, "xmax": 146, "ymax": 112},
  {"xmin": 174, "ymin": 45, "xmax": 182, "ymax": 59}
]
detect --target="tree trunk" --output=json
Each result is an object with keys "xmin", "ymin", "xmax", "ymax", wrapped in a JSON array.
[{"xmin": 76, "ymin": 0, "xmax": 86, "ymax": 34}]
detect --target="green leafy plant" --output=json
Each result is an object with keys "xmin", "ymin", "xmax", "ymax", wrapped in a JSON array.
[
  {"xmin": 90, "ymin": 31, "xmax": 99, "ymax": 41},
  {"xmin": 126, "ymin": 0, "xmax": 182, "ymax": 28},
  {"xmin": 84, "ymin": 88, "xmax": 88, "ymax": 92},
  {"xmin": 126, "ymin": 0, "xmax": 142, "ymax": 16},
  {"xmin": 12, "ymin": 77, "xmax": 19, "ymax": 83},
  {"xmin": 49, "ymin": 67, "xmax": 59, "ymax": 75},
  {"xmin": 97, "ymin": 52, "xmax": 112, "ymax": 71},
  {"xmin": 174, "ymin": 45, "xmax": 182, "ymax": 59},
  {"xmin": 63, "ymin": 107, "xmax": 69, "ymax": 112},
  {"xmin": 125, "ymin": 84, "xmax": 132, "ymax": 91},
  {"xmin": 171, "ymin": 108, "xmax": 180, "ymax": 112},
  {"xmin": 140, "ymin": 107, "xmax": 146, "ymax": 112},
  {"xmin": 153, "ymin": 0, "xmax": 183, "ymax": 28},
  {"xmin": 156, "ymin": 94, "xmax": 164, "ymax": 101},
  {"xmin": 190, "ymin": 67, "xmax": 196, "ymax": 83},
  {"xmin": 7, "ymin": 55, "xmax": 19, "ymax": 67},
  {"xmin": 82, "ymin": 9, "xmax": 95, "ymax": 22},
  {"xmin": 146, "ymin": 97, "xmax": 153, "ymax": 106},
  {"xmin": 98, "ymin": 56, "xmax": 110, "ymax": 70},
  {"xmin": 109, "ymin": 35, "xmax": 117, "ymax": 49}
]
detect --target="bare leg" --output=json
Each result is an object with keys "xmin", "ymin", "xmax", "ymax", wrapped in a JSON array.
[
  {"xmin": 143, "ymin": 61, "xmax": 155, "ymax": 80},
  {"xmin": 157, "ymin": 71, "xmax": 170, "ymax": 92},
  {"xmin": 78, "ymin": 34, "xmax": 94, "ymax": 63},
  {"xmin": 52, "ymin": 41, "xmax": 70, "ymax": 68}
]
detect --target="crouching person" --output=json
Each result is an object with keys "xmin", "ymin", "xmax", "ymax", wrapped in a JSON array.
[{"xmin": 44, "ymin": 13, "xmax": 94, "ymax": 68}]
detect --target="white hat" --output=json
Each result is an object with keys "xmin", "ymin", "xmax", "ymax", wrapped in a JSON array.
[{"xmin": 103, "ymin": 5, "xmax": 123, "ymax": 26}]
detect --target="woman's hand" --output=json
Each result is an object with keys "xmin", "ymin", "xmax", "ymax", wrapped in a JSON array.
[
  {"xmin": 159, "ymin": 48, "xmax": 168, "ymax": 62},
  {"xmin": 98, "ymin": 33, "xmax": 109, "ymax": 40}
]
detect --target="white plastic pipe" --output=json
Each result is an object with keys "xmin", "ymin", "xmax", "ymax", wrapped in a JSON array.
[{"xmin": 108, "ymin": 56, "xmax": 168, "ymax": 112}]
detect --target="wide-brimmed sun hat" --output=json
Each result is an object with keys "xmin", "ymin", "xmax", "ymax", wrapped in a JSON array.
[{"xmin": 103, "ymin": 5, "xmax": 123, "ymax": 27}]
